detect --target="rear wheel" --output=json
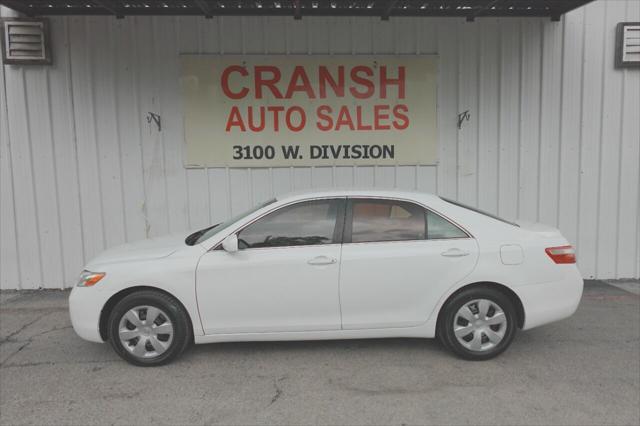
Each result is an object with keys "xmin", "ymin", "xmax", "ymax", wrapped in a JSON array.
[
  {"xmin": 438, "ymin": 287, "xmax": 517, "ymax": 360},
  {"xmin": 107, "ymin": 290, "xmax": 191, "ymax": 366}
]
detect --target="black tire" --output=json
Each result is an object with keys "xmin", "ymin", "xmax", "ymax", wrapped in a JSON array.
[
  {"xmin": 438, "ymin": 286, "xmax": 517, "ymax": 361},
  {"xmin": 107, "ymin": 290, "xmax": 192, "ymax": 366}
]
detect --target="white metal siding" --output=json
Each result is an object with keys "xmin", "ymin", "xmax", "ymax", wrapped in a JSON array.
[{"xmin": 1, "ymin": 0, "xmax": 639, "ymax": 289}]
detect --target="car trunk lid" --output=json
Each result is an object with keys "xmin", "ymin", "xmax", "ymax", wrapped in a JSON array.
[{"xmin": 515, "ymin": 220, "xmax": 565, "ymax": 239}]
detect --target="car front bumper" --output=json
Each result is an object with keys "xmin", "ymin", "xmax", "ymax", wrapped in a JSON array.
[{"xmin": 69, "ymin": 286, "xmax": 108, "ymax": 343}]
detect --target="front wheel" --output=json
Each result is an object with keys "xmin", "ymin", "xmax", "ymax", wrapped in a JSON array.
[
  {"xmin": 438, "ymin": 287, "xmax": 517, "ymax": 360},
  {"xmin": 107, "ymin": 290, "xmax": 192, "ymax": 366}
]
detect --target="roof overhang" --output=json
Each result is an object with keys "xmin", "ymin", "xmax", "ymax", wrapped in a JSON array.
[{"xmin": 0, "ymin": 0, "xmax": 595, "ymax": 21}]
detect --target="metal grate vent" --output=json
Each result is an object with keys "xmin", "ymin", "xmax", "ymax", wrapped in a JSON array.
[
  {"xmin": 1, "ymin": 19, "xmax": 52, "ymax": 65},
  {"xmin": 615, "ymin": 22, "xmax": 640, "ymax": 69}
]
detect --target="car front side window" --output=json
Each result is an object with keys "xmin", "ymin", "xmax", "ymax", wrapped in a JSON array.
[{"xmin": 237, "ymin": 199, "xmax": 343, "ymax": 249}]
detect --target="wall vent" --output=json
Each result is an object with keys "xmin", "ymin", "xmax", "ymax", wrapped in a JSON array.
[
  {"xmin": 615, "ymin": 22, "xmax": 640, "ymax": 69},
  {"xmin": 1, "ymin": 19, "xmax": 52, "ymax": 65}
]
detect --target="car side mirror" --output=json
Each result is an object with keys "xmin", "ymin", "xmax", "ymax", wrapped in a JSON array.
[{"xmin": 221, "ymin": 234, "xmax": 239, "ymax": 253}]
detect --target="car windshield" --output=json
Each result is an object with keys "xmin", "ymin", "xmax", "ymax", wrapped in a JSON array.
[
  {"xmin": 185, "ymin": 198, "xmax": 277, "ymax": 245},
  {"xmin": 441, "ymin": 197, "xmax": 519, "ymax": 227}
]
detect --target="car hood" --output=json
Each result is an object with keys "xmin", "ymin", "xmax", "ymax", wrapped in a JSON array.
[{"xmin": 85, "ymin": 233, "xmax": 187, "ymax": 268}]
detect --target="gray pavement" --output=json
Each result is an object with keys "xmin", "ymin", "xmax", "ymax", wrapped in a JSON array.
[{"xmin": 0, "ymin": 281, "xmax": 639, "ymax": 426}]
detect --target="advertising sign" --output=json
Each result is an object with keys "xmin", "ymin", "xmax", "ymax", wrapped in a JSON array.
[{"xmin": 181, "ymin": 55, "xmax": 438, "ymax": 167}]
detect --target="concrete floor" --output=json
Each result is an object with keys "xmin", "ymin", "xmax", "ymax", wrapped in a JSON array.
[{"xmin": 0, "ymin": 281, "xmax": 638, "ymax": 426}]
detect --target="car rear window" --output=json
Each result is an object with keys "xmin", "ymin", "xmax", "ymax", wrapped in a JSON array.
[
  {"xmin": 441, "ymin": 197, "xmax": 519, "ymax": 227},
  {"xmin": 426, "ymin": 210, "xmax": 469, "ymax": 239},
  {"xmin": 350, "ymin": 199, "xmax": 426, "ymax": 243}
]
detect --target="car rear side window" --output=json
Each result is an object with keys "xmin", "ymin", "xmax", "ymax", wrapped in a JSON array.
[
  {"xmin": 426, "ymin": 210, "xmax": 468, "ymax": 239},
  {"xmin": 349, "ymin": 199, "xmax": 426, "ymax": 243},
  {"xmin": 237, "ymin": 199, "xmax": 342, "ymax": 249}
]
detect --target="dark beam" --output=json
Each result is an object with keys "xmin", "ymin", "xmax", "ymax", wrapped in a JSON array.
[
  {"xmin": 0, "ymin": 9, "xmax": 563, "ymax": 18},
  {"xmin": 294, "ymin": 0, "xmax": 302, "ymax": 20},
  {"xmin": 467, "ymin": 0, "xmax": 501, "ymax": 21},
  {"xmin": 0, "ymin": 0, "xmax": 597, "ymax": 19},
  {"xmin": 0, "ymin": 0, "xmax": 35, "ymax": 16},
  {"xmin": 552, "ymin": 0, "xmax": 597, "ymax": 19},
  {"xmin": 381, "ymin": 0, "xmax": 398, "ymax": 21},
  {"xmin": 92, "ymin": 0, "xmax": 125, "ymax": 19},
  {"xmin": 194, "ymin": 0, "xmax": 213, "ymax": 18}
]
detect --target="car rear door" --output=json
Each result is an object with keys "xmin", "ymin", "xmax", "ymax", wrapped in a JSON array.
[
  {"xmin": 338, "ymin": 197, "xmax": 479, "ymax": 329},
  {"xmin": 196, "ymin": 198, "xmax": 346, "ymax": 334}
]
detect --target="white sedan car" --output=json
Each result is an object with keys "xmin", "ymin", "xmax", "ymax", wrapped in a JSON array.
[{"xmin": 69, "ymin": 190, "xmax": 583, "ymax": 366}]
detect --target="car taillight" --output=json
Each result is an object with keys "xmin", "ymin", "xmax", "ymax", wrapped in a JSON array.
[{"xmin": 545, "ymin": 245, "xmax": 576, "ymax": 264}]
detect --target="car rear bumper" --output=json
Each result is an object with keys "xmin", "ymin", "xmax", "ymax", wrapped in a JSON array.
[
  {"xmin": 516, "ymin": 266, "xmax": 583, "ymax": 330},
  {"xmin": 69, "ymin": 286, "xmax": 106, "ymax": 343}
]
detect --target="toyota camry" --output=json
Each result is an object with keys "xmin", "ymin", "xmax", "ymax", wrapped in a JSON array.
[{"xmin": 69, "ymin": 190, "xmax": 583, "ymax": 366}]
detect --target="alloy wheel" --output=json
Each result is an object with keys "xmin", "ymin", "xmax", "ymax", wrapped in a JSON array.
[
  {"xmin": 118, "ymin": 305, "xmax": 174, "ymax": 358},
  {"xmin": 453, "ymin": 299, "xmax": 508, "ymax": 352}
]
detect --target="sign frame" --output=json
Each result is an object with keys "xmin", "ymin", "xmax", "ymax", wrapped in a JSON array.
[{"xmin": 180, "ymin": 54, "xmax": 439, "ymax": 168}]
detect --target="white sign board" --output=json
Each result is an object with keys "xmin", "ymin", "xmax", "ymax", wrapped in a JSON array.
[{"xmin": 181, "ymin": 55, "xmax": 438, "ymax": 167}]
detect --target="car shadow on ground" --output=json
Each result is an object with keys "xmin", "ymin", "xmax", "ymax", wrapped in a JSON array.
[{"xmin": 187, "ymin": 336, "xmax": 447, "ymax": 356}]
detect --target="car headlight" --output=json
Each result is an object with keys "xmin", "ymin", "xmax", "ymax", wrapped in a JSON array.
[{"xmin": 77, "ymin": 270, "xmax": 106, "ymax": 287}]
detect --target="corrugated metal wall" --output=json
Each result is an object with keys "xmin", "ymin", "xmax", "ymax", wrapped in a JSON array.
[{"xmin": 1, "ymin": 0, "xmax": 639, "ymax": 289}]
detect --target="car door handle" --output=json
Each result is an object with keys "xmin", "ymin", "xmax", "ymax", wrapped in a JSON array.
[
  {"xmin": 441, "ymin": 248, "xmax": 470, "ymax": 257},
  {"xmin": 307, "ymin": 256, "xmax": 337, "ymax": 265}
]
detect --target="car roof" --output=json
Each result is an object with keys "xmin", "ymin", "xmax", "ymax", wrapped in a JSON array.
[{"xmin": 276, "ymin": 188, "xmax": 441, "ymax": 204}]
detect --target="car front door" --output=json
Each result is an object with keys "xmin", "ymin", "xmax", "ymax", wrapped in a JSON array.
[
  {"xmin": 196, "ymin": 198, "xmax": 345, "ymax": 335},
  {"xmin": 339, "ymin": 198, "xmax": 479, "ymax": 329}
]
